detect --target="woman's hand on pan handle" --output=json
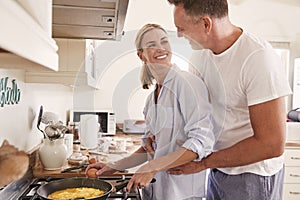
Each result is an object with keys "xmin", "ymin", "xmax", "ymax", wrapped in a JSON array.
[
  {"xmin": 126, "ymin": 163, "xmax": 157, "ymax": 191},
  {"xmin": 126, "ymin": 171, "xmax": 156, "ymax": 191}
]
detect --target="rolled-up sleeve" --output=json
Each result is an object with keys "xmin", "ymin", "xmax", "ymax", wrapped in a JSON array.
[
  {"xmin": 182, "ymin": 122, "xmax": 214, "ymax": 161},
  {"xmin": 179, "ymin": 72, "xmax": 215, "ymax": 161}
]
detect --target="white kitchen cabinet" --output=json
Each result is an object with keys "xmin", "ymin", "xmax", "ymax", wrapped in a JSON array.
[
  {"xmin": 0, "ymin": 0, "xmax": 58, "ymax": 71},
  {"xmin": 25, "ymin": 39, "xmax": 98, "ymax": 88},
  {"xmin": 283, "ymin": 145, "xmax": 300, "ymax": 200},
  {"xmin": 292, "ymin": 58, "xmax": 300, "ymax": 109}
]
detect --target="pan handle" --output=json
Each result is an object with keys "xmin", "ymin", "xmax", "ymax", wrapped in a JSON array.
[{"xmin": 114, "ymin": 178, "xmax": 156, "ymax": 192}]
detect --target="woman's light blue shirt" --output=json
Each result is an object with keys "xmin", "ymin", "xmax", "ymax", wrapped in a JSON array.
[{"xmin": 142, "ymin": 65, "xmax": 215, "ymax": 200}]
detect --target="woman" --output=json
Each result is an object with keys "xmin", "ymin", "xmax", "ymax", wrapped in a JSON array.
[{"xmin": 86, "ymin": 23, "xmax": 215, "ymax": 200}]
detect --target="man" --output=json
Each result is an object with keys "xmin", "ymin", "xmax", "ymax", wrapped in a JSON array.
[{"xmin": 145, "ymin": 0, "xmax": 292, "ymax": 199}]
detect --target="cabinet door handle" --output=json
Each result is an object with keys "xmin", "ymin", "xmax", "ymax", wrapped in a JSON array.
[
  {"xmin": 290, "ymin": 173, "xmax": 300, "ymax": 177},
  {"xmin": 290, "ymin": 191, "xmax": 300, "ymax": 195},
  {"xmin": 291, "ymin": 156, "xmax": 300, "ymax": 160}
]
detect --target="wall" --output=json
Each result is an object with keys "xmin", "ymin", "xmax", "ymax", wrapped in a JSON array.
[
  {"xmin": 229, "ymin": 0, "xmax": 300, "ymax": 108},
  {"xmin": 0, "ymin": 69, "xmax": 72, "ymax": 151}
]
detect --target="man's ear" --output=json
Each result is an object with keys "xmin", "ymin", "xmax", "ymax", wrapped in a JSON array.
[{"xmin": 202, "ymin": 16, "xmax": 212, "ymax": 33}]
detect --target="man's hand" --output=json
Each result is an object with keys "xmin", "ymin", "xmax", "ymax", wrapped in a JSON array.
[{"xmin": 145, "ymin": 134, "xmax": 155, "ymax": 160}]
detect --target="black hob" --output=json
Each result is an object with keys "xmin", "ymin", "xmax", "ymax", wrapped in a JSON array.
[{"xmin": 18, "ymin": 176, "xmax": 142, "ymax": 200}]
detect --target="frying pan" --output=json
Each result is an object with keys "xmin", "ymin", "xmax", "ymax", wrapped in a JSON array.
[
  {"xmin": 36, "ymin": 177, "xmax": 138, "ymax": 200},
  {"xmin": 36, "ymin": 177, "xmax": 118, "ymax": 200}
]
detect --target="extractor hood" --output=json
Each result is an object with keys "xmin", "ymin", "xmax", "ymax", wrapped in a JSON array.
[{"xmin": 52, "ymin": 0, "xmax": 129, "ymax": 40}]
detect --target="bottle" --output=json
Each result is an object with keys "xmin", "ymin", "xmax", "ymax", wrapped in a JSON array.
[
  {"xmin": 67, "ymin": 121, "xmax": 75, "ymax": 134},
  {"xmin": 73, "ymin": 122, "xmax": 79, "ymax": 141}
]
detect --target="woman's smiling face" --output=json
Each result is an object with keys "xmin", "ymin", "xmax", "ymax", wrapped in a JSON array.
[{"xmin": 140, "ymin": 28, "xmax": 172, "ymax": 67}]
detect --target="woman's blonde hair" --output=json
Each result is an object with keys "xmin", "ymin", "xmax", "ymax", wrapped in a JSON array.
[{"xmin": 135, "ymin": 23, "xmax": 168, "ymax": 89}]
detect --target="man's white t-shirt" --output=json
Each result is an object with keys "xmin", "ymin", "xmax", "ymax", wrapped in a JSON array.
[{"xmin": 189, "ymin": 30, "xmax": 292, "ymax": 176}]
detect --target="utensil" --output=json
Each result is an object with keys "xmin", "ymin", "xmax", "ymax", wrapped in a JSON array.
[
  {"xmin": 44, "ymin": 125, "xmax": 60, "ymax": 140},
  {"xmin": 44, "ymin": 122, "xmax": 68, "ymax": 141},
  {"xmin": 37, "ymin": 105, "xmax": 45, "ymax": 138},
  {"xmin": 42, "ymin": 112, "xmax": 59, "ymax": 124}
]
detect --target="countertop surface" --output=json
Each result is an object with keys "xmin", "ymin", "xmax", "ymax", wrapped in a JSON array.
[{"xmin": 33, "ymin": 132, "xmax": 143, "ymax": 178}]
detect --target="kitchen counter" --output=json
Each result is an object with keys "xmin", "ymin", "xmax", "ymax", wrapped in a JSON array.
[
  {"xmin": 32, "ymin": 132, "xmax": 143, "ymax": 178},
  {"xmin": 32, "ymin": 132, "xmax": 300, "ymax": 178},
  {"xmin": 285, "ymin": 141, "xmax": 300, "ymax": 147}
]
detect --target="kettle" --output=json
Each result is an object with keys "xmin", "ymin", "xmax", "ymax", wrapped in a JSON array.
[{"xmin": 79, "ymin": 114, "xmax": 99, "ymax": 149}]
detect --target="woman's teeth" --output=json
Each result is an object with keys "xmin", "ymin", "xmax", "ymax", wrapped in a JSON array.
[{"xmin": 156, "ymin": 54, "xmax": 167, "ymax": 60}]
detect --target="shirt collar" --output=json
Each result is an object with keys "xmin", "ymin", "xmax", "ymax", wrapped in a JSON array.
[{"xmin": 162, "ymin": 64, "xmax": 180, "ymax": 86}]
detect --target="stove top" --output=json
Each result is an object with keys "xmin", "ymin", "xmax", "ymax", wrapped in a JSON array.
[{"xmin": 17, "ymin": 176, "xmax": 142, "ymax": 200}]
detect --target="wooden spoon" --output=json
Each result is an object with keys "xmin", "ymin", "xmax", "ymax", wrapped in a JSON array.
[{"xmin": 0, "ymin": 140, "xmax": 29, "ymax": 187}]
